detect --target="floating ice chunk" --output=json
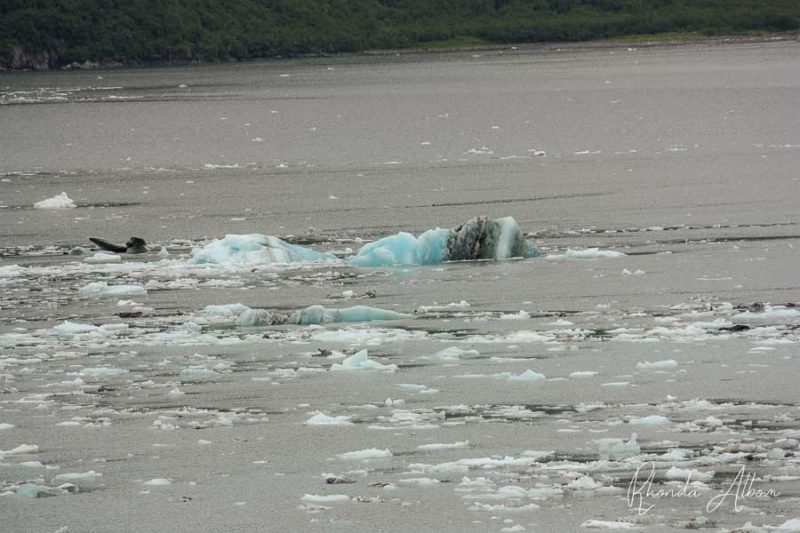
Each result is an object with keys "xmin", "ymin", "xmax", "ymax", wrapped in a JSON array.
[
  {"xmin": 15, "ymin": 483, "xmax": 77, "ymax": 498},
  {"xmin": 581, "ymin": 520, "xmax": 638, "ymax": 529},
  {"xmin": 201, "ymin": 303, "xmax": 251, "ymax": 318},
  {"xmin": 398, "ymin": 477, "xmax": 440, "ymax": 486},
  {"xmin": 563, "ymin": 248, "xmax": 625, "ymax": 259},
  {"xmin": 569, "ymin": 476, "xmax": 603, "ymax": 490},
  {"xmin": 1, "ymin": 444, "xmax": 39, "ymax": 456},
  {"xmin": 77, "ymin": 282, "xmax": 146, "ymax": 298},
  {"xmin": 594, "ymin": 433, "xmax": 640, "ymax": 460},
  {"xmin": 0, "ymin": 423, "xmax": 14, "ymax": 430},
  {"xmin": 84, "ymin": 253, "xmax": 122, "ymax": 264},
  {"xmin": 349, "ymin": 228, "xmax": 451, "ymax": 266},
  {"xmin": 294, "ymin": 305, "xmax": 411, "ymax": 325},
  {"xmin": 507, "ymin": 370, "xmax": 546, "ymax": 382},
  {"xmin": 143, "ymin": 478, "xmax": 171, "ymax": 486},
  {"xmin": 767, "ymin": 448, "xmax": 786, "ymax": 460},
  {"xmin": 158, "ymin": 246, "xmax": 169, "ymax": 257},
  {"xmin": 34, "ymin": 192, "xmax": 76, "ymax": 209},
  {"xmin": 417, "ymin": 441, "xmax": 471, "ymax": 451},
  {"xmin": 54, "ymin": 471, "xmax": 102, "ymax": 481},
  {"xmin": 734, "ymin": 306, "xmax": 800, "ymax": 323},
  {"xmin": 427, "ymin": 347, "xmax": 481, "ymax": 361},
  {"xmin": 190, "ymin": 234, "xmax": 334, "ymax": 265},
  {"xmin": 636, "ymin": 359, "xmax": 678, "ymax": 370},
  {"xmin": 79, "ymin": 367, "xmax": 128, "ymax": 378},
  {"xmin": 301, "ymin": 493, "xmax": 350, "ymax": 503},
  {"xmin": 665, "ymin": 467, "xmax": 714, "ymax": 482},
  {"xmin": 349, "ymin": 216, "xmax": 539, "ymax": 266},
  {"xmin": 306, "ymin": 412, "xmax": 354, "ymax": 426},
  {"xmin": 53, "ymin": 321, "xmax": 99, "ymax": 335},
  {"xmin": 499, "ymin": 310, "xmax": 531, "ymax": 320},
  {"xmin": 330, "ymin": 350, "xmax": 397, "ymax": 372},
  {"xmin": 628, "ymin": 415, "xmax": 669, "ymax": 426},
  {"xmin": 336, "ymin": 448, "xmax": 392, "ymax": 460},
  {"xmin": 0, "ymin": 265, "xmax": 26, "ymax": 277},
  {"xmin": 570, "ymin": 371, "xmax": 598, "ymax": 378},
  {"xmin": 417, "ymin": 300, "xmax": 471, "ymax": 312}
]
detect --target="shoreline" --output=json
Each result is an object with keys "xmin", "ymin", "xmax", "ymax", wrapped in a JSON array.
[{"xmin": 1, "ymin": 32, "xmax": 797, "ymax": 73}]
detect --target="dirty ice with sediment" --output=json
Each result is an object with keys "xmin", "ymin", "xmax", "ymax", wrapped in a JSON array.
[{"xmin": 1, "ymin": 41, "xmax": 799, "ymax": 533}]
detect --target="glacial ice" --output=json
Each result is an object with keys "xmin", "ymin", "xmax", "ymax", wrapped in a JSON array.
[
  {"xmin": 231, "ymin": 304, "xmax": 410, "ymax": 326},
  {"xmin": 349, "ymin": 228, "xmax": 452, "ymax": 266},
  {"xmin": 349, "ymin": 216, "xmax": 539, "ymax": 266},
  {"xmin": 77, "ymin": 282, "xmax": 146, "ymax": 298},
  {"xmin": 305, "ymin": 412, "xmax": 353, "ymax": 426},
  {"xmin": 330, "ymin": 350, "xmax": 397, "ymax": 372},
  {"xmin": 294, "ymin": 305, "xmax": 411, "ymax": 325},
  {"xmin": 336, "ymin": 448, "xmax": 393, "ymax": 460},
  {"xmin": 33, "ymin": 192, "xmax": 76, "ymax": 209},
  {"xmin": 0, "ymin": 265, "xmax": 26, "ymax": 277},
  {"xmin": 84, "ymin": 253, "xmax": 122, "ymax": 264},
  {"xmin": 190, "ymin": 234, "xmax": 334, "ymax": 265}
]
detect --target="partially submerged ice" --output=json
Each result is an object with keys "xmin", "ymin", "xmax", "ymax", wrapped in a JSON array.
[
  {"xmin": 190, "ymin": 234, "xmax": 334, "ymax": 266},
  {"xmin": 33, "ymin": 192, "xmax": 76, "ymax": 209},
  {"xmin": 236, "ymin": 304, "xmax": 411, "ymax": 326},
  {"xmin": 349, "ymin": 216, "xmax": 539, "ymax": 266}
]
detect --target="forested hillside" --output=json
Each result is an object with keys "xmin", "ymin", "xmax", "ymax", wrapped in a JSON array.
[{"xmin": 2, "ymin": 0, "xmax": 798, "ymax": 69}]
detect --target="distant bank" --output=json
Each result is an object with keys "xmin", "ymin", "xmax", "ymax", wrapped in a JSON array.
[{"xmin": 2, "ymin": 0, "xmax": 798, "ymax": 70}]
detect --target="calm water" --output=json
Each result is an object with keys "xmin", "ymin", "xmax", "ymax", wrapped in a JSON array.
[{"xmin": 1, "ymin": 41, "xmax": 799, "ymax": 532}]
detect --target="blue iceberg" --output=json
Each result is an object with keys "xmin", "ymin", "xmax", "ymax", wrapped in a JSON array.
[
  {"xmin": 348, "ymin": 216, "xmax": 539, "ymax": 267},
  {"xmin": 190, "ymin": 234, "xmax": 334, "ymax": 265},
  {"xmin": 348, "ymin": 228, "xmax": 451, "ymax": 267}
]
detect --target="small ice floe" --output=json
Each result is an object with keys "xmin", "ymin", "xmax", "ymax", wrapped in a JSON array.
[
  {"xmin": 594, "ymin": 433, "xmax": 640, "ymax": 460},
  {"xmin": 417, "ymin": 441, "xmax": 471, "ymax": 451},
  {"xmin": 294, "ymin": 305, "xmax": 410, "ymax": 325},
  {"xmin": 330, "ymin": 350, "xmax": 397, "ymax": 372},
  {"xmin": 499, "ymin": 310, "xmax": 531, "ymax": 320},
  {"xmin": 190, "ymin": 234, "xmax": 334, "ymax": 265},
  {"xmin": 336, "ymin": 448, "xmax": 392, "ymax": 461},
  {"xmin": 54, "ymin": 471, "xmax": 102, "ymax": 481},
  {"xmin": 0, "ymin": 264, "xmax": 26, "ymax": 277},
  {"xmin": 79, "ymin": 367, "xmax": 128, "ymax": 379},
  {"xmin": 301, "ymin": 494, "xmax": 350, "ymax": 503},
  {"xmin": 203, "ymin": 163, "xmax": 241, "ymax": 170},
  {"xmin": 570, "ymin": 371, "xmax": 598, "ymax": 378},
  {"xmin": 143, "ymin": 478, "xmax": 171, "ymax": 486},
  {"xmin": 424, "ymin": 347, "xmax": 480, "ymax": 361},
  {"xmin": 0, "ymin": 444, "xmax": 39, "ymax": 456},
  {"xmin": 0, "ymin": 423, "xmax": 14, "ymax": 430},
  {"xmin": 157, "ymin": 246, "xmax": 169, "ymax": 257},
  {"xmin": 417, "ymin": 300, "xmax": 471, "ymax": 313},
  {"xmin": 734, "ymin": 305, "xmax": 800, "ymax": 323},
  {"xmin": 34, "ymin": 192, "xmax": 76, "ymax": 209},
  {"xmin": 16, "ymin": 482, "xmax": 78, "ymax": 498},
  {"xmin": 305, "ymin": 412, "xmax": 353, "ymax": 426},
  {"xmin": 398, "ymin": 477, "xmax": 440, "ymax": 486},
  {"xmin": 627, "ymin": 415, "xmax": 669, "ymax": 426},
  {"xmin": 621, "ymin": 268, "xmax": 644, "ymax": 275},
  {"xmin": 506, "ymin": 370, "xmax": 546, "ymax": 382},
  {"xmin": 568, "ymin": 476, "xmax": 603, "ymax": 490},
  {"xmin": 84, "ymin": 253, "xmax": 122, "ymax": 264},
  {"xmin": 581, "ymin": 520, "xmax": 638, "ymax": 529},
  {"xmin": 77, "ymin": 282, "xmax": 146, "ymax": 298},
  {"xmin": 636, "ymin": 359, "xmax": 677, "ymax": 371},
  {"xmin": 665, "ymin": 467, "xmax": 714, "ymax": 482}
]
